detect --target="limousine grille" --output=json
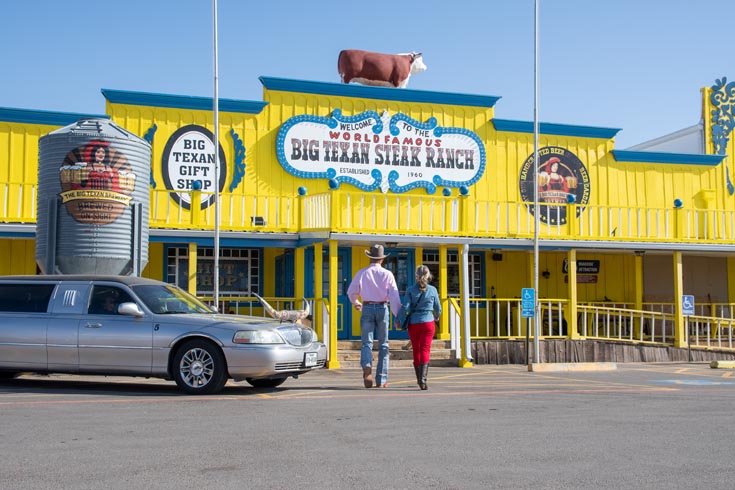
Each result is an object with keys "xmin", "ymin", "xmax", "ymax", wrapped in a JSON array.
[{"xmin": 275, "ymin": 359, "xmax": 326, "ymax": 371}]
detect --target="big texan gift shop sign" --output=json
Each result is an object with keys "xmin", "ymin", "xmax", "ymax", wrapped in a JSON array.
[{"xmin": 276, "ymin": 110, "xmax": 485, "ymax": 193}]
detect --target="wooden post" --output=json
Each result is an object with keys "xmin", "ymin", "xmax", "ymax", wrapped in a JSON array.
[
  {"xmin": 188, "ymin": 242, "xmax": 198, "ymax": 296},
  {"xmin": 673, "ymin": 251, "xmax": 687, "ymax": 348},
  {"xmin": 437, "ymin": 245, "xmax": 450, "ymax": 340},
  {"xmin": 327, "ymin": 240, "xmax": 341, "ymax": 368},
  {"xmin": 567, "ymin": 249, "xmax": 579, "ymax": 339}
]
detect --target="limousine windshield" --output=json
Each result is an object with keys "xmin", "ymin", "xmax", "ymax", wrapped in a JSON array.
[{"xmin": 132, "ymin": 284, "xmax": 214, "ymax": 314}]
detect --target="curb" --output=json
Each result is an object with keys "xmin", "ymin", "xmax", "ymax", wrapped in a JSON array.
[
  {"xmin": 528, "ymin": 362, "xmax": 618, "ymax": 372},
  {"xmin": 710, "ymin": 360, "xmax": 735, "ymax": 369}
]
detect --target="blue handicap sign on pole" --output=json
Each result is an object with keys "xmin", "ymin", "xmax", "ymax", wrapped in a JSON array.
[
  {"xmin": 682, "ymin": 295, "xmax": 695, "ymax": 316},
  {"xmin": 521, "ymin": 288, "xmax": 535, "ymax": 318}
]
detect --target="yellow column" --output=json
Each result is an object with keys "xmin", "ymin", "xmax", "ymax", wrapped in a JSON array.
[
  {"xmin": 188, "ymin": 243, "xmax": 198, "ymax": 296},
  {"xmin": 327, "ymin": 241, "xmax": 341, "ymax": 368},
  {"xmin": 294, "ymin": 247, "xmax": 305, "ymax": 301},
  {"xmin": 191, "ymin": 189, "xmax": 201, "ymax": 226},
  {"xmin": 633, "ymin": 253, "xmax": 644, "ymax": 338},
  {"xmin": 314, "ymin": 243, "xmax": 324, "ymax": 351},
  {"xmin": 437, "ymin": 245, "xmax": 450, "ymax": 340},
  {"xmin": 727, "ymin": 257, "xmax": 735, "ymax": 310},
  {"xmin": 673, "ymin": 251, "xmax": 687, "ymax": 348},
  {"xmin": 567, "ymin": 249, "xmax": 579, "ymax": 339}
]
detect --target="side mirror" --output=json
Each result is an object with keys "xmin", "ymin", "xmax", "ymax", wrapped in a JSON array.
[{"xmin": 118, "ymin": 302, "xmax": 145, "ymax": 318}]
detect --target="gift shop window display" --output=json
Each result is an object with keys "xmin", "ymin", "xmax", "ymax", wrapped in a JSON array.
[
  {"xmin": 166, "ymin": 246, "xmax": 261, "ymax": 297},
  {"xmin": 422, "ymin": 251, "xmax": 483, "ymax": 298}
]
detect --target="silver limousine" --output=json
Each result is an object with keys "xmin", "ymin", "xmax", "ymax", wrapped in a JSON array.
[{"xmin": 0, "ymin": 275, "xmax": 326, "ymax": 394}]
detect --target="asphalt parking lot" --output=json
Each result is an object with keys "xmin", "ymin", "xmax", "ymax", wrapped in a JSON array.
[
  {"xmin": 1, "ymin": 361, "xmax": 731, "ymax": 402},
  {"xmin": 3, "ymin": 363, "xmax": 735, "ymax": 490}
]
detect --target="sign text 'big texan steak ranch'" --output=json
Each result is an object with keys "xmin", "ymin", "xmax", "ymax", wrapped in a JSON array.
[{"xmin": 276, "ymin": 110, "xmax": 485, "ymax": 193}]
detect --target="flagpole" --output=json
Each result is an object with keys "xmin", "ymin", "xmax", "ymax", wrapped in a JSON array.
[
  {"xmin": 533, "ymin": 0, "xmax": 541, "ymax": 363},
  {"xmin": 212, "ymin": 0, "xmax": 221, "ymax": 309}
]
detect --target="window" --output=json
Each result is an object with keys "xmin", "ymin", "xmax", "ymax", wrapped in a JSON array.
[
  {"xmin": 422, "ymin": 251, "xmax": 483, "ymax": 297},
  {"xmin": 88, "ymin": 286, "xmax": 134, "ymax": 315},
  {"xmin": 166, "ymin": 247, "xmax": 261, "ymax": 296},
  {"xmin": 0, "ymin": 284, "xmax": 54, "ymax": 313}
]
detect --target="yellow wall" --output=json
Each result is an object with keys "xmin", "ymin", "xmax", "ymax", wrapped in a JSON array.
[{"xmin": 0, "ymin": 239, "xmax": 37, "ymax": 275}]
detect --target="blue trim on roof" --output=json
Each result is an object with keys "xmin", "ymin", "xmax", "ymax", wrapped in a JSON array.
[
  {"xmin": 101, "ymin": 89, "xmax": 268, "ymax": 114},
  {"xmin": 611, "ymin": 150, "xmax": 725, "ymax": 166},
  {"xmin": 492, "ymin": 118, "xmax": 621, "ymax": 139},
  {"xmin": 0, "ymin": 231, "xmax": 35, "ymax": 238},
  {"xmin": 0, "ymin": 107, "xmax": 108, "ymax": 126},
  {"xmin": 259, "ymin": 76, "xmax": 501, "ymax": 109}
]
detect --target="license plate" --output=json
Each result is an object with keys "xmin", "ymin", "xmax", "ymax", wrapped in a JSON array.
[{"xmin": 304, "ymin": 352, "xmax": 318, "ymax": 367}]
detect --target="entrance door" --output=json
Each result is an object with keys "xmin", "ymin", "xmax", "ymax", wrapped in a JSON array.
[
  {"xmin": 382, "ymin": 248, "xmax": 415, "ymax": 340},
  {"xmin": 275, "ymin": 252, "xmax": 294, "ymax": 298},
  {"xmin": 305, "ymin": 247, "xmax": 352, "ymax": 340}
]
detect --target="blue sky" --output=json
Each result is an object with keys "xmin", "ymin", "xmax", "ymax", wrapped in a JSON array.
[{"xmin": 2, "ymin": 0, "xmax": 731, "ymax": 148}]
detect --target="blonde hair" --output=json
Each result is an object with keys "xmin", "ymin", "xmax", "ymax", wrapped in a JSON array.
[{"xmin": 415, "ymin": 265, "xmax": 432, "ymax": 290}]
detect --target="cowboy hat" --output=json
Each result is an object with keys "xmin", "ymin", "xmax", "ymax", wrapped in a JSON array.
[{"xmin": 365, "ymin": 244, "xmax": 390, "ymax": 259}]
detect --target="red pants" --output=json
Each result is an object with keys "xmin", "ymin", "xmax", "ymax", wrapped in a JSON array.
[{"xmin": 408, "ymin": 321, "xmax": 435, "ymax": 365}]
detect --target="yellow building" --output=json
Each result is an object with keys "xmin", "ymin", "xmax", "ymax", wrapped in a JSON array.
[{"xmin": 2, "ymin": 76, "xmax": 735, "ymax": 364}]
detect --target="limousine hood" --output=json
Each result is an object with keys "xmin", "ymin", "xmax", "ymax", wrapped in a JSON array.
[{"xmin": 156, "ymin": 312, "xmax": 291, "ymax": 330}]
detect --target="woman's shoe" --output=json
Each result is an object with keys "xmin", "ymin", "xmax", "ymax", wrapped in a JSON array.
[
  {"xmin": 414, "ymin": 365, "xmax": 422, "ymax": 389},
  {"xmin": 420, "ymin": 363, "xmax": 429, "ymax": 390}
]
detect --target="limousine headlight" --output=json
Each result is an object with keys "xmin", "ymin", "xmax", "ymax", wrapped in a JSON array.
[{"xmin": 233, "ymin": 330, "xmax": 285, "ymax": 344}]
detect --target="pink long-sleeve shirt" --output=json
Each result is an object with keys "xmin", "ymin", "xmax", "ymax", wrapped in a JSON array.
[{"xmin": 347, "ymin": 263, "xmax": 401, "ymax": 316}]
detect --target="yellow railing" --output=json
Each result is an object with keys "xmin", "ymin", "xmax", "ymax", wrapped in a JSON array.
[
  {"xmin": 3, "ymin": 182, "xmax": 735, "ymax": 244},
  {"xmin": 149, "ymin": 189, "xmax": 298, "ymax": 232},
  {"xmin": 0, "ymin": 182, "xmax": 36, "ymax": 223}
]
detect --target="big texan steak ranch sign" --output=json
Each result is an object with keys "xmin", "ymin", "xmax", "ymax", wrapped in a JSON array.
[{"xmin": 276, "ymin": 110, "xmax": 485, "ymax": 193}]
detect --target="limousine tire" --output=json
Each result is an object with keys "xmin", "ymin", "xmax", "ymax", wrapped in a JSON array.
[
  {"xmin": 173, "ymin": 339, "xmax": 228, "ymax": 395},
  {"xmin": 246, "ymin": 377, "xmax": 286, "ymax": 388}
]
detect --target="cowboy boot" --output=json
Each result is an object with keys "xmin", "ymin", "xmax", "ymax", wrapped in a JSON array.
[
  {"xmin": 414, "ymin": 364, "xmax": 422, "ymax": 389},
  {"xmin": 419, "ymin": 363, "xmax": 429, "ymax": 390}
]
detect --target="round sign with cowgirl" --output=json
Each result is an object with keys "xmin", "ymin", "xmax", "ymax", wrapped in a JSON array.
[{"xmin": 519, "ymin": 146, "xmax": 591, "ymax": 225}]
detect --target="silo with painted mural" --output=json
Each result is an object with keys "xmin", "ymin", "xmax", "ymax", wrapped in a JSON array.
[{"xmin": 36, "ymin": 118, "xmax": 151, "ymax": 275}]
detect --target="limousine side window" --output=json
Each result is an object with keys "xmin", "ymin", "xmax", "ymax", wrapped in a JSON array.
[
  {"xmin": 88, "ymin": 286, "xmax": 134, "ymax": 315},
  {"xmin": 0, "ymin": 284, "xmax": 55, "ymax": 313}
]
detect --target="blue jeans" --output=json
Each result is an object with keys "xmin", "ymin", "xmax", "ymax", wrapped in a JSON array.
[{"xmin": 360, "ymin": 304, "xmax": 390, "ymax": 385}]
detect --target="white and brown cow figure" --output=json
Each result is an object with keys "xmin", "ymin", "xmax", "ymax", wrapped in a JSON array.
[{"xmin": 338, "ymin": 49, "xmax": 427, "ymax": 89}]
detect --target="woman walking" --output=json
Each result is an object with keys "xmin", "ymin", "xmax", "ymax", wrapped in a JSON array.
[{"xmin": 401, "ymin": 265, "xmax": 441, "ymax": 390}]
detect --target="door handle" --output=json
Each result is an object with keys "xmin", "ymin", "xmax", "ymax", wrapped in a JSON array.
[{"xmin": 84, "ymin": 323, "xmax": 102, "ymax": 329}]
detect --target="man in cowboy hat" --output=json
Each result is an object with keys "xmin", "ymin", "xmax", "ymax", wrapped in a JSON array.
[{"xmin": 347, "ymin": 244, "xmax": 401, "ymax": 388}]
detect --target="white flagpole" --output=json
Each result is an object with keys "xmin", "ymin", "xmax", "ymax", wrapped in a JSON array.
[
  {"xmin": 213, "ymin": 0, "xmax": 221, "ymax": 309},
  {"xmin": 533, "ymin": 0, "xmax": 541, "ymax": 363}
]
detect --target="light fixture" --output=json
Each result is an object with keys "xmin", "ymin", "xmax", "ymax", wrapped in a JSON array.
[{"xmin": 542, "ymin": 269, "xmax": 551, "ymax": 279}]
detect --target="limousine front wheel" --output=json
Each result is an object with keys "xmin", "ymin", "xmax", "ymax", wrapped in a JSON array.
[{"xmin": 173, "ymin": 340, "xmax": 228, "ymax": 394}]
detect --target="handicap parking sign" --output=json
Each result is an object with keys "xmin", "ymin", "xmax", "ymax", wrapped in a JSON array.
[
  {"xmin": 522, "ymin": 288, "xmax": 535, "ymax": 318},
  {"xmin": 682, "ymin": 295, "xmax": 695, "ymax": 316}
]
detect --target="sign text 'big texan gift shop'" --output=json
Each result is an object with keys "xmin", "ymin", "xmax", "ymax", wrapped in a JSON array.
[{"xmin": 277, "ymin": 110, "xmax": 486, "ymax": 194}]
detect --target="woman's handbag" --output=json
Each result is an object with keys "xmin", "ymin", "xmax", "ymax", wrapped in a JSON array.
[{"xmin": 399, "ymin": 291, "xmax": 425, "ymax": 330}]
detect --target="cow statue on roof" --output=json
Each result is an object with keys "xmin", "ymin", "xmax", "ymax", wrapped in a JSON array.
[{"xmin": 338, "ymin": 49, "xmax": 427, "ymax": 89}]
